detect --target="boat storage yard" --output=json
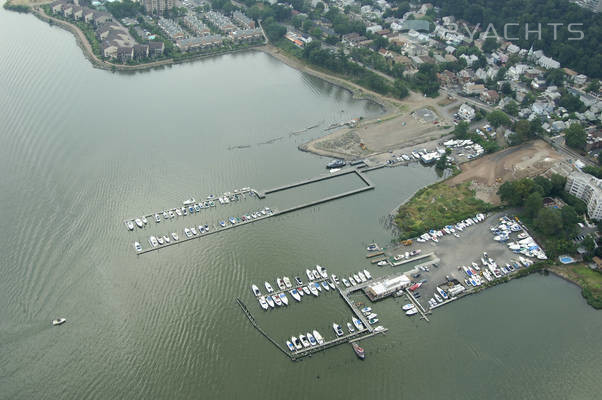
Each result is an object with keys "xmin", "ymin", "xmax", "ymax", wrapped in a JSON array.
[{"xmin": 238, "ymin": 210, "xmax": 547, "ymax": 361}]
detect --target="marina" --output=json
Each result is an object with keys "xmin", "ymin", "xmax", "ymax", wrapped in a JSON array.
[{"xmin": 127, "ymin": 168, "xmax": 375, "ymax": 254}]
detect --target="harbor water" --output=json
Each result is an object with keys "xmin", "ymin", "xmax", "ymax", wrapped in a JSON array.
[{"xmin": 1, "ymin": 7, "xmax": 601, "ymax": 400}]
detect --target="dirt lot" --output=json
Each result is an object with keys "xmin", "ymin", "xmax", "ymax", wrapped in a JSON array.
[
  {"xmin": 301, "ymin": 91, "xmax": 461, "ymax": 159},
  {"xmin": 447, "ymin": 140, "xmax": 567, "ymax": 204}
]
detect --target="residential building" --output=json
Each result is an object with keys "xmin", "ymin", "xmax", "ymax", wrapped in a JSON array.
[
  {"xmin": 232, "ymin": 11, "xmax": 254, "ymax": 29},
  {"xmin": 181, "ymin": 15, "xmax": 211, "ymax": 37},
  {"xmin": 158, "ymin": 17, "xmax": 185, "ymax": 40},
  {"xmin": 565, "ymin": 170, "xmax": 602, "ymax": 219},
  {"xmin": 458, "ymin": 103, "xmax": 476, "ymax": 121},
  {"xmin": 204, "ymin": 11, "xmax": 237, "ymax": 34},
  {"xmin": 143, "ymin": 0, "xmax": 174, "ymax": 14},
  {"xmin": 177, "ymin": 35, "xmax": 223, "ymax": 51}
]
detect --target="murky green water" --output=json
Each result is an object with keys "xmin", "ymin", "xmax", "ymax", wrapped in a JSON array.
[{"xmin": 0, "ymin": 7, "xmax": 601, "ymax": 400}]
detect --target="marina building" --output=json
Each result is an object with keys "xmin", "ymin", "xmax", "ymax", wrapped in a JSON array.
[
  {"xmin": 365, "ymin": 275, "xmax": 410, "ymax": 301},
  {"xmin": 565, "ymin": 170, "xmax": 602, "ymax": 220}
]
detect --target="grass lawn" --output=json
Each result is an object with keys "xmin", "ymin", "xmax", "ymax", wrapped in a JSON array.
[
  {"xmin": 395, "ymin": 181, "xmax": 495, "ymax": 240},
  {"xmin": 550, "ymin": 264, "xmax": 602, "ymax": 309}
]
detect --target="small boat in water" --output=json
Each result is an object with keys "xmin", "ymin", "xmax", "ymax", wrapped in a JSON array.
[
  {"xmin": 351, "ymin": 342, "xmax": 365, "ymax": 359},
  {"xmin": 264, "ymin": 282, "xmax": 274, "ymax": 293},
  {"xmin": 154, "ymin": 214, "xmax": 160, "ymax": 223},
  {"xmin": 279, "ymin": 293, "xmax": 289, "ymax": 306},
  {"xmin": 316, "ymin": 265, "xmax": 328, "ymax": 278},
  {"xmin": 402, "ymin": 303, "xmax": 415, "ymax": 311},
  {"xmin": 377, "ymin": 260, "xmax": 388, "ymax": 266},
  {"xmin": 294, "ymin": 276, "xmax": 303, "ymax": 286},
  {"xmin": 283, "ymin": 276, "xmax": 292, "ymax": 288},
  {"xmin": 126, "ymin": 220, "xmax": 135, "ymax": 231},
  {"xmin": 309, "ymin": 285, "xmax": 319, "ymax": 296},
  {"xmin": 273, "ymin": 295, "xmax": 282, "ymax": 306},
  {"xmin": 299, "ymin": 334, "xmax": 310, "ymax": 348},
  {"xmin": 313, "ymin": 330, "xmax": 324, "ymax": 345},
  {"xmin": 352, "ymin": 317, "xmax": 364, "ymax": 331},
  {"xmin": 347, "ymin": 322, "xmax": 355, "ymax": 333},
  {"xmin": 149, "ymin": 236, "xmax": 158, "ymax": 247},
  {"xmin": 276, "ymin": 278, "xmax": 286, "ymax": 290},
  {"xmin": 352, "ymin": 274, "xmax": 361, "ymax": 283},
  {"xmin": 368, "ymin": 318, "xmax": 379, "ymax": 324},
  {"xmin": 314, "ymin": 282, "xmax": 322, "ymax": 292},
  {"xmin": 321, "ymin": 281, "xmax": 330, "ymax": 291},
  {"xmin": 286, "ymin": 340, "xmax": 295, "ymax": 351},
  {"xmin": 358, "ymin": 272, "xmax": 367, "ymax": 282},
  {"xmin": 258, "ymin": 296, "xmax": 268, "ymax": 310},
  {"xmin": 291, "ymin": 336, "xmax": 302, "ymax": 350},
  {"xmin": 406, "ymin": 309, "xmax": 418, "ymax": 316},
  {"xmin": 52, "ymin": 318, "xmax": 66, "ymax": 326},
  {"xmin": 349, "ymin": 277, "xmax": 357, "ymax": 285},
  {"xmin": 171, "ymin": 232, "xmax": 178, "ymax": 241},
  {"xmin": 290, "ymin": 289, "xmax": 301, "ymax": 302},
  {"xmin": 332, "ymin": 323, "xmax": 344, "ymax": 337},
  {"xmin": 361, "ymin": 307, "xmax": 372, "ymax": 314},
  {"xmin": 133, "ymin": 242, "xmax": 142, "ymax": 252},
  {"xmin": 183, "ymin": 198, "xmax": 196, "ymax": 206},
  {"xmin": 265, "ymin": 296, "xmax": 275, "ymax": 308},
  {"xmin": 251, "ymin": 285, "xmax": 261, "ymax": 297},
  {"xmin": 302, "ymin": 286, "xmax": 310, "ymax": 295},
  {"xmin": 141, "ymin": 216, "xmax": 147, "ymax": 225},
  {"xmin": 363, "ymin": 269, "xmax": 372, "ymax": 280},
  {"xmin": 342, "ymin": 278, "xmax": 350, "ymax": 287},
  {"xmin": 306, "ymin": 269, "xmax": 314, "ymax": 281},
  {"xmin": 307, "ymin": 332, "xmax": 317, "ymax": 346},
  {"xmin": 157, "ymin": 236, "xmax": 164, "ymax": 245},
  {"xmin": 135, "ymin": 218, "xmax": 143, "ymax": 228},
  {"xmin": 328, "ymin": 280, "xmax": 335, "ymax": 289}
]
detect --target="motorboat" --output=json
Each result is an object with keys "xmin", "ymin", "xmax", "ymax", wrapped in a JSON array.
[
  {"xmin": 406, "ymin": 309, "xmax": 418, "ymax": 316},
  {"xmin": 290, "ymin": 289, "xmax": 301, "ymax": 302},
  {"xmin": 367, "ymin": 313, "xmax": 378, "ymax": 320},
  {"xmin": 302, "ymin": 286, "xmax": 310, "ymax": 295},
  {"xmin": 363, "ymin": 269, "xmax": 372, "ymax": 280},
  {"xmin": 306, "ymin": 269, "xmax": 314, "ymax": 281},
  {"xmin": 296, "ymin": 287, "xmax": 304, "ymax": 297},
  {"xmin": 273, "ymin": 295, "xmax": 282, "ymax": 306},
  {"xmin": 163, "ymin": 235, "xmax": 170, "ymax": 243},
  {"xmin": 126, "ymin": 220, "xmax": 135, "ymax": 231},
  {"xmin": 434, "ymin": 294, "xmax": 443, "ymax": 303},
  {"xmin": 299, "ymin": 334, "xmax": 310, "ymax": 348},
  {"xmin": 342, "ymin": 278, "xmax": 350, "ymax": 287},
  {"xmin": 313, "ymin": 329, "xmax": 324, "ymax": 344},
  {"xmin": 331, "ymin": 274, "xmax": 340, "ymax": 285},
  {"xmin": 181, "ymin": 207, "xmax": 187, "ymax": 215},
  {"xmin": 219, "ymin": 221, "xmax": 226, "ymax": 227},
  {"xmin": 309, "ymin": 285, "xmax": 319, "ymax": 296},
  {"xmin": 198, "ymin": 225, "xmax": 205, "ymax": 234},
  {"xmin": 436, "ymin": 286, "xmax": 448, "ymax": 300},
  {"xmin": 377, "ymin": 260, "xmax": 388, "ymax": 266},
  {"xmin": 279, "ymin": 293, "xmax": 289, "ymax": 306},
  {"xmin": 194, "ymin": 204, "xmax": 201, "ymax": 212},
  {"xmin": 154, "ymin": 214, "xmax": 160, "ymax": 223},
  {"xmin": 171, "ymin": 232, "xmax": 178, "ymax": 241},
  {"xmin": 327, "ymin": 280, "xmax": 335, "ymax": 289},
  {"xmin": 321, "ymin": 281, "xmax": 330, "ymax": 291},
  {"xmin": 265, "ymin": 296, "xmax": 275, "ymax": 308},
  {"xmin": 307, "ymin": 332, "xmax": 317, "ymax": 346},
  {"xmin": 286, "ymin": 341, "xmax": 295, "ymax": 351},
  {"xmin": 135, "ymin": 218, "xmax": 143, "ymax": 228},
  {"xmin": 292, "ymin": 336, "xmax": 302, "ymax": 350},
  {"xmin": 168, "ymin": 211, "xmax": 175, "ymax": 218},
  {"xmin": 175, "ymin": 208, "xmax": 182, "ymax": 216},
  {"xmin": 162, "ymin": 211, "xmax": 168, "ymax": 219},
  {"xmin": 349, "ymin": 277, "xmax": 357, "ymax": 285},
  {"xmin": 157, "ymin": 236, "xmax": 164, "ymax": 245},
  {"xmin": 327, "ymin": 159, "xmax": 346, "ymax": 169},
  {"xmin": 294, "ymin": 276, "xmax": 303, "ymax": 286},
  {"xmin": 276, "ymin": 278, "xmax": 286, "ymax": 290},
  {"xmin": 258, "ymin": 297, "xmax": 268, "ymax": 310},
  {"xmin": 351, "ymin": 342, "xmax": 365, "ymax": 359},
  {"xmin": 361, "ymin": 307, "xmax": 372, "ymax": 314},
  {"xmin": 183, "ymin": 198, "xmax": 196, "ymax": 206},
  {"xmin": 283, "ymin": 276, "xmax": 292, "ymax": 288},
  {"xmin": 190, "ymin": 227, "xmax": 198, "ymax": 236},
  {"xmin": 347, "ymin": 322, "xmax": 355, "ymax": 333},
  {"xmin": 402, "ymin": 303, "xmax": 415, "ymax": 311},
  {"xmin": 357, "ymin": 272, "xmax": 367, "ymax": 282},
  {"xmin": 251, "ymin": 285, "xmax": 261, "ymax": 297},
  {"xmin": 149, "ymin": 236, "xmax": 158, "ymax": 247},
  {"xmin": 141, "ymin": 216, "xmax": 148, "ymax": 225},
  {"xmin": 367, "ymin": 243, "xmax": 379, "ymax": 251},
  {"xmin": 332, "ymin": 323, "xmax": 344, "ymax": 337},
  {"xmin": 352, "ymin": 317, "xmax": 364, "ymax": 331},
  {"xmin": 316, "ymin": 265, "xmax": 328, "ymax": 278},
  {"xmin": 52, "ymin": 318, "xmax": 66, "ymax": 326},
  {"xmin": 312, "ymin": 269, "xmax": 319, "ymax": 279},
  {"xmin": 229, "ymin": 217, "xmax": 236, "ymax": 225},
  {"xmin": 133, "ymin": 242, "xmax": 142, "ymax": 252},
  {"xmin": 352, "ymin": 274, "xmax": 361, "ymax": 283},
  {"xmin": 368, "ymin": 318, "xmax": 379, "ymax": 324},
  {"xmin": 314, "ymin": 282, "xmax": 322, "ymax": 292}
]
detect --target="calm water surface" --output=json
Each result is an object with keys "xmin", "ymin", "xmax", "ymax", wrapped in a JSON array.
[{"xmin": 0, "ymin": 7, "xmax": 601, "ymax": 400}]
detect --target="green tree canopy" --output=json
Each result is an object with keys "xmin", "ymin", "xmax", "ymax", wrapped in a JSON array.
[{"xmin": 564, "ymin": 123, "xmax": 587, "ymax": 150}]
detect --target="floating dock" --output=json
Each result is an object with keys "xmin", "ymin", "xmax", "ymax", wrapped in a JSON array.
[{"xmin": 131, "ymin": 168, "xmax": 375, "ymax": 255}]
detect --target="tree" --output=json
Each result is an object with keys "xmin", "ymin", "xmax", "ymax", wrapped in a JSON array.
[
  {"xmin": 453, "ymin": 121, "xmax": 469, "ymax": 139},
  {"xmin": 487, "ymin": 110, "xmax": 511, "ymax": 128},
  {"xmin": 586, "ymin": 79, "xmax": 600, "ymax": 93},
  {"xmin": 582, "ymin": 235, "xmax": 596, "ymax": 253},
  {"xmin": 482, "ymin": 37, "xmax": 498, "ymax": 53},
  {"xmin": 524, "ymin": 192, "xmax": 543, "ymax": 218},
  {"xmin": 413, "ymin": 63, "xmax": 439, "ymax": 97},
  {"xmin": 545, "ymin": 69, "xmax": 565, "ymax": 86},
  {"xmin": 534, "ymin": 208, "xmax": 563, "ymax": 236},
  {"xmin": 561, "ymin": 205, "xmax": 580, "ymax": 230},
  {"xmin": 435, "ymin": 154, "xmax": 448, "ymax": 171},
  {"xmin": 503, "ymin": 101, "xmax": 519, "ymax": 117},
  {"xmin": 550, "ymin": 174, "xmax": 567, "ymax": 195},
  {"xmin": 501, "ymin": 82, "xmax": 513, "ymax": 96},
  {"xmin": 533, "ymin": 176, "xmax": 553, "ymax": 196},
  {"xmin": 564, "ymin": 123, "xmax": 587, "ymax": 151},
  {"xmin": 558, "ymin": 91, "xmax": 586, "ymax": 113}
]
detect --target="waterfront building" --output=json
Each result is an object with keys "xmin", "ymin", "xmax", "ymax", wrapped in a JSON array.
[
  {"xmin": 181, "ymin": 15, "xmax": 211, "ymax": 37},
  {"xmin": 365, "ymin": 275, "xmax": 411, "ymax": 301},
  {"xmin": 232, "ymin": 11, "xmax": 254, "ymax": 29},
  {"xmin": 143, "ymin": 0, "xmax": 174, "ymax": 14},
  {"xmin": 565, "ymin": 170, "xmax": 602, "ymax": 219},
  {"xmin": 204, "ymin": 11, "xmax": 237, "ymax": 34}
]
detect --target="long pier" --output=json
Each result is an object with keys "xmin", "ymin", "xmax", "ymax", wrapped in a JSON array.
[
  {"xmin": 132, "ymin": 168, "xmax": 376, "ymax": 255},
  {"xmin": 405, "ymin": 289, "xmax": 430, "ymax": 322}
]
